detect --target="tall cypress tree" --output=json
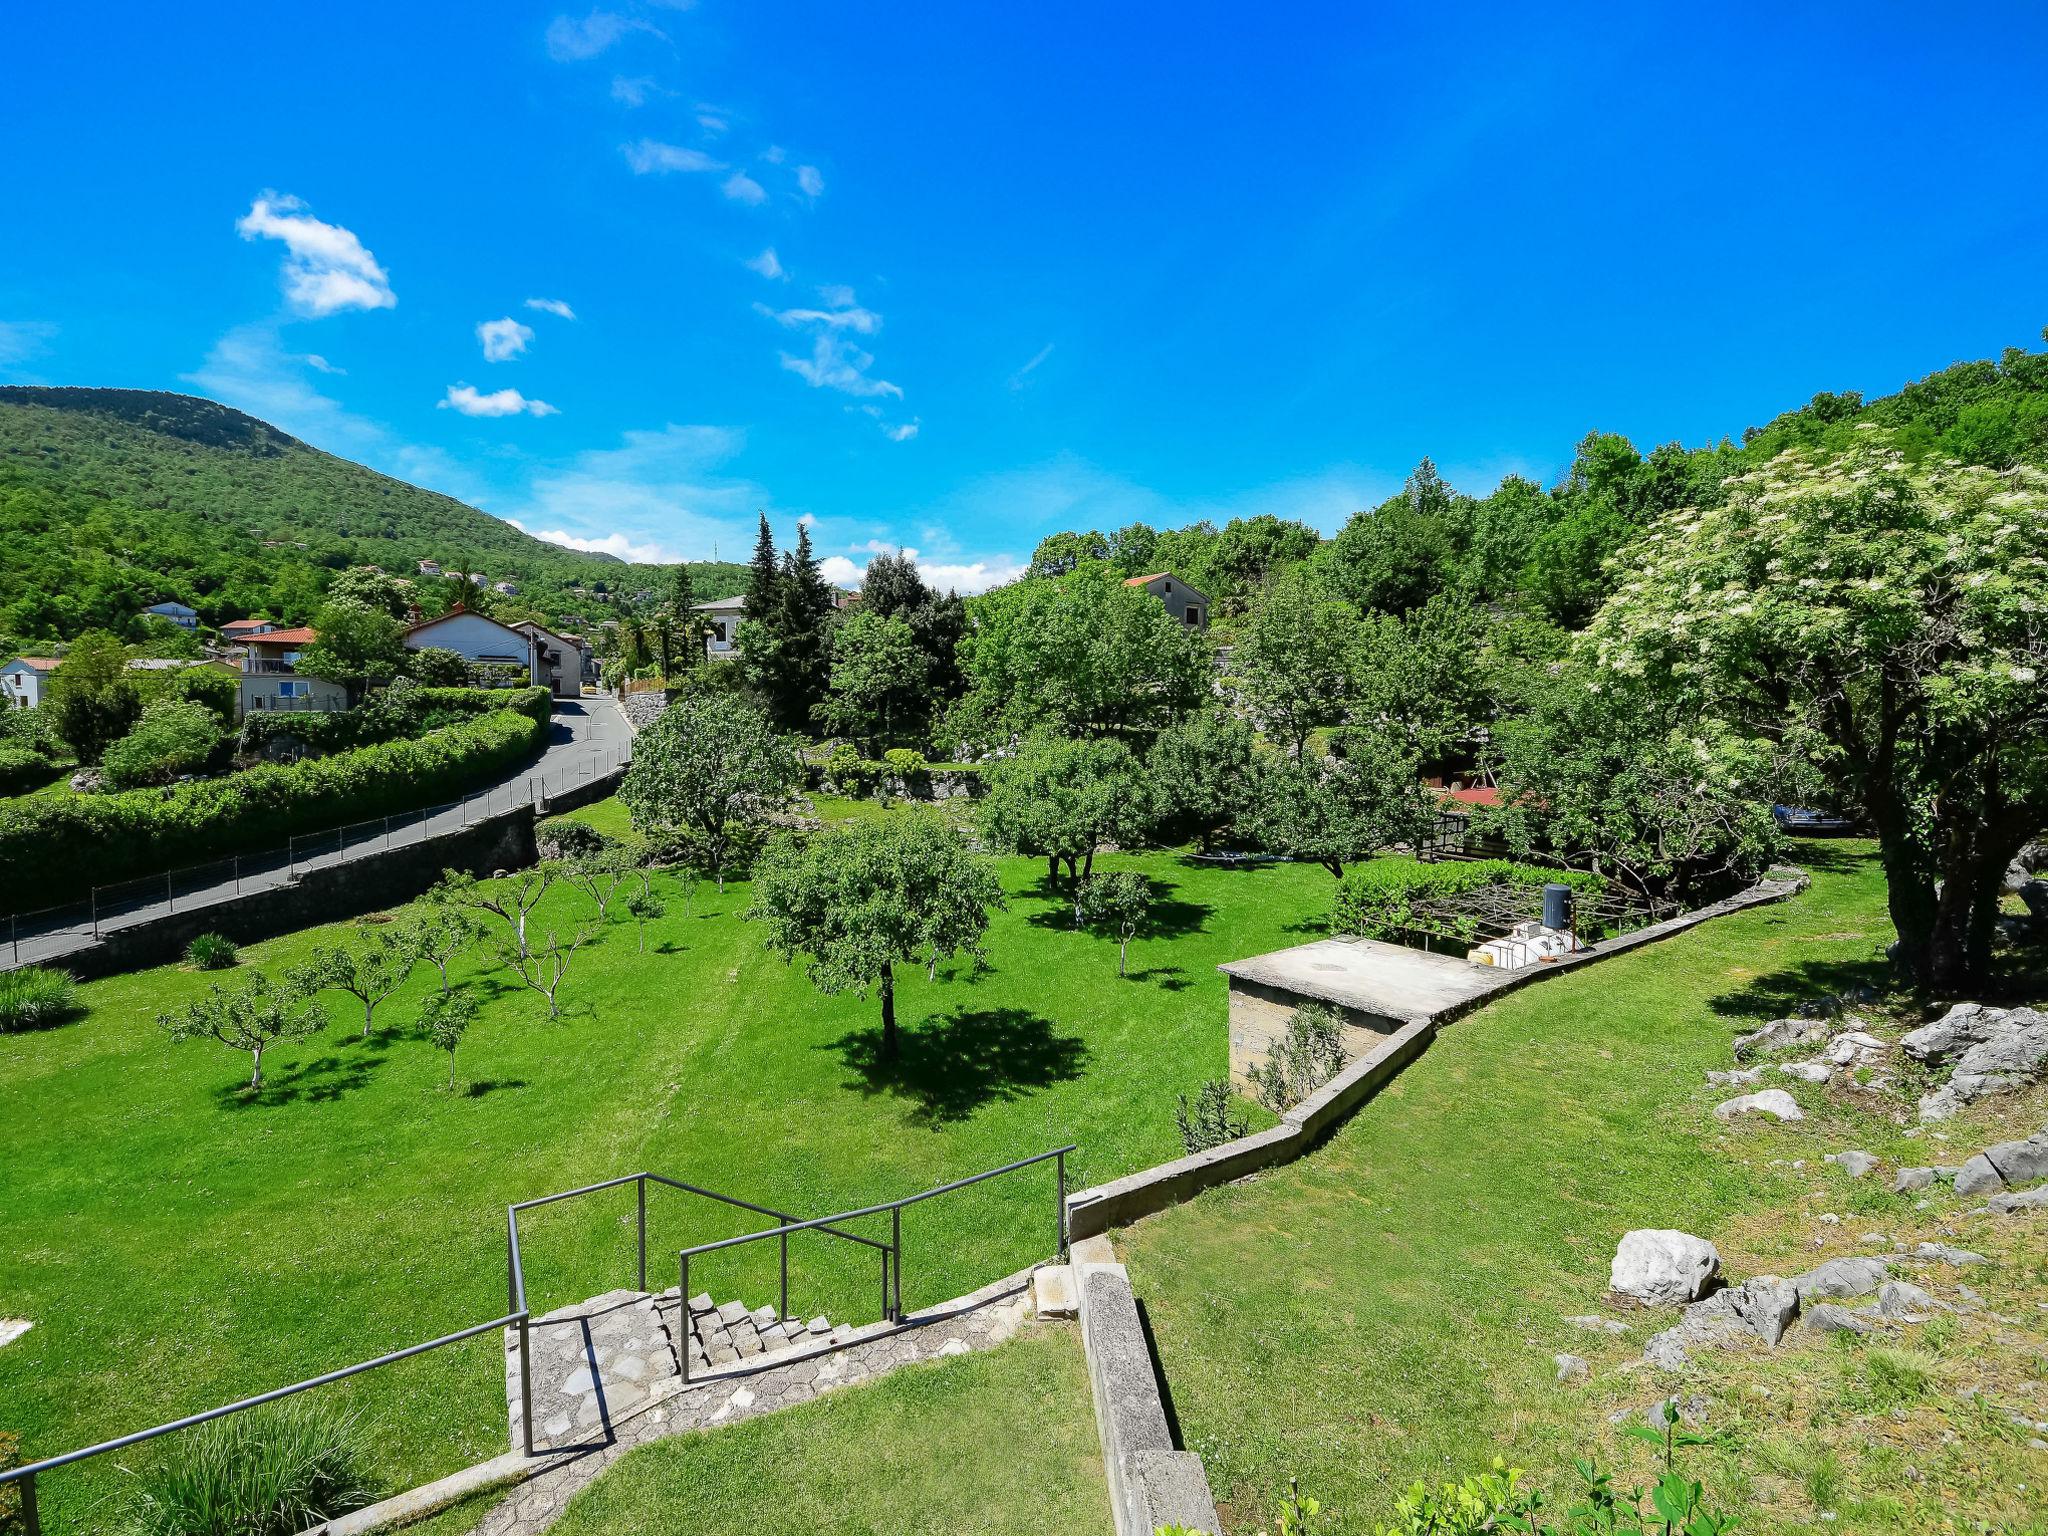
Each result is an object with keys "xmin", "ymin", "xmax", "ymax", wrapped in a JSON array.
[
  {"xmin": 668, "ymin": 560, "xmax": 701, "ymax": 661},
  {"xmin": 741, "ymin": 513, "xmax": 784, "ymax": 701},
  {"xmin": 774, "ymin": 521, "xmax": 835, "ymax": 731}
]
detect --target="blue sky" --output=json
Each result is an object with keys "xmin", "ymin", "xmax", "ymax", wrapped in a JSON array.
[{"xmin": 3, "ymin": 2, "xmax": 2046, "ymax": 590}]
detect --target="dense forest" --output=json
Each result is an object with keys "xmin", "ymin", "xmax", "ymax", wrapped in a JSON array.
[{"xmin": 0, "ymin": 387, "xmax": 746, "ymax": 646}]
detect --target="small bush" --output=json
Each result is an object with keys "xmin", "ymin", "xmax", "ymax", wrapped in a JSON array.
[
  {"xmin": 1246, "ymin": 1002, "xmax": 1347, "ymax": 1114},
  {"xmin": 185, "ymin": 933, "xmax": 240, "ymax": 971},
  {"xmin": 0, "ymin": 965, "xmax": 80, "ymax": 1032},
  {"xmin": 1174, "ymin": 1078, "xmax": 1249, "ymax": 1154},
  {"xmin": 536, "ymin": 816, "xmax": 611, "ymax": 861},
  {"xmin": 101, "ymin": 699, "xmax": 224, "ymax": 790},
  {"xmin": 0, "ymin": 745, "xmax": 49, "ymax": 796},
  {"xmin": 111, "ymin": 1400, "xmax": 374, "ymax": 1536}
]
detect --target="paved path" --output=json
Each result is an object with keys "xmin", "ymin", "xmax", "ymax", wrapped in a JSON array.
[
  {"xmin": 476, "ymin": 1275, "xmax": 1036, "ymax": 1536},
  {"xmin": 3, "ymin": 694, "xmax": 633, "ymax": 969}
]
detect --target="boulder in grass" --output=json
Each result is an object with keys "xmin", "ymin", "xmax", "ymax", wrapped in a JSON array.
[
  {"xmin": 1554, "ymin": 1352, "xmax": 1590, "ymax": 1383},
  {"xmin": 1611, "ymin": 1230, "xmax": 1721, "ymax": 1306},
  {"xmin": 1733, "ymin": 1017, "xmax": 1832, "ymax": 1060},
  {"xmin": 1802, "ymin": 1302, "xmax": 1871, "ymax": 1336},
  {"xmin": 1984, "ymin": 1130, "xmax": 2048, "ymax": 1187},
  {"xmin": 1904, "ymin": 1006, "xmax": 2048, "ymax": 1120},
  {"xmin": 1954, "ymin": 1153, "xmax": 2006, "ymax": 1198},
  {"xmin": 1780, "ymin": 1061, "xmax": 1834, "ymax": 1085},
  {"xmin": 1825, "ymin": 1150, "xmax": 1879, "ymax": 1179},
  {"xmin": 1790, "ymin": 1256, "xmax": 1889, "ymax": 1303},
  {"xmin": 1990, "ymin": 1186, "xmax": 2048, "ymax": 1214},
  {"xmin": 1864, "ymin": 1280, "xmax": 1945, "ymax": 1322},
  {"xmin": 1726, "ymin": 1276, "xmax": 1801, "ymax": 1347},
  {"xmin": 1714, "ymin": 1088, "xmax": 1803, "ymax": 1122}
]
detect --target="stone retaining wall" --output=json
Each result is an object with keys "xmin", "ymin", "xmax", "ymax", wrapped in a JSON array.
[
  {"xmin": 1079, "ymin": 1257, "xmax": 1222, "ymax": 1536},
  {"xmin": 1066, "ymin": 872, "xmax": 1810, "ymax": 1240}
]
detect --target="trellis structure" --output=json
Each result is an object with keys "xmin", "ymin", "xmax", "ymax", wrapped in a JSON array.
[{"xmin": 1389, "ymin": 880, "xmax": 1674, "ymax": 955}]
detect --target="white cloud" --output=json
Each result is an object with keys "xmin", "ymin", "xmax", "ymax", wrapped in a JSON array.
[
  {"xmin": 0, "ymin": 320, "xmax": 58, "ymax": 368},
  {"xmin": 760, "ymin": 144, "xmax": 787, "ymax": 165},
  {"xmin": 1008, "ymin": 342, "xmax": 1054, "ymax": 389},
  {"xmin": 518, "ymin": 526, "xmax": 678, "ymax": 563},
  {"xmin": 440, "ymin": 384, "xmax": 559, "ymax": 418},
  {"xmin": 610, "ymin": 75, "xmax": 658, "ymax": 106},
  {"xmin": 235, "ymin": 193, "xmax": 395, "ymax": 317},
  {"xmin": 697, "ymin": 111, "xmax": 728, "ymax": 134},
  {"xmin": 623, "ymin": 140, "xmax": 723, "ymax": 175},
  {"xmin": 795, "ymin": 164, "xmax": 824, "ymax": 199},
  {"xmin": 763, "ymin": 287, "xmax": 901, "ymax": 400},
  {"xmin": 884, "ymin": 420, "xmax": 920, "ymax": 443},
  {"xmin": 524, "ymin": 297, "xmax": 577, "ymax": 320},
  {"xmin": 721, "ymin": 171, "xmax": 768, "ymax": 205},
  {"xmin": 819, "ymin": 545, "xmax": 1025, "ymax": 596},
  {"xmin": 301, "ymin": 353, "xmax": 344, "ymax": 375},
  {"xmin": 745, "ymin": 247, "xmax": 786, "ymax": 280},
  {"xmin": 506, "ymin": 423, "xmax": 770, "ymax": 564},
  {"xmin": 477, "ymin": 317, "xmax": 535, "ymax": 362},
  {"xmin": 546, "ymin": 10, "xmax": 662, "ymax": 62}
]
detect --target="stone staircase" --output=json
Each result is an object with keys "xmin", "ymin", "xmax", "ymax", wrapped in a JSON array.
[{"xmin": 508, "ymin": 1286, "xmax": 848, "ymax": 1452}]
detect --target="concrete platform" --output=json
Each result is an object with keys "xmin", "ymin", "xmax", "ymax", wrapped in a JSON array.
[{"xmin": 1220, "ymin": 935, "xmax": 1513, "ymax": 1085}]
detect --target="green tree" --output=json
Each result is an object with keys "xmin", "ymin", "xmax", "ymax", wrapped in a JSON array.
[
  {"xmin": 1233, "ymin": 574, "xmax": 1360, "ymax": 757},
  {"xmin": 1246, "ymin": 733, "xmax": 1432, "ymax": 878},
  {"xmin": 403, "ymin": 646, "xmax": 470, "ymax": 687},
  {"xmin": 437, "ymin": 866, "xmax": 559, "ymax": 961},
  {"xmin": 1076, "ymin": 870, "xmax": 1152, "ymax": 975},
  {"xmin": 1026, "ymin": 530, "xmax": 1111, "ymax": 579},
  {"xmin": 816, "ymin": 611, "xmax": 930, "ymax": 750},
  {"xmin": 290, "ymin": 922, "xmax": 423, "ymax": 1039},
  {"xmin": 326, "ymin": 567, "xmax": 411, "ymax": 618},
  {"xmin": 1147, "ymin": 711, "xmax": 1256, "ymax": 852},
  {"xmin": 1585, "ymin": 431, "xmax": 2048, "ymax": 988},
  {"xmin": 100, "ymin": 698, "xmax": 222, "ymax": 789},
  {"xmin": 162, "ymin": 662, "xmax": 238, "ymax": 726},
  {"xmin": 46, "ymin": 629, "xmax": 140, "ymax": 763},
  {"xmin": 158, "ymin": 970, "xmax": 320, "ymax": 1090},
  {"xmin": 979, "ymin": 733, "xmax": 1153, "ymax": 886},
  {"xmin": 625, "ymin": 885, "xmax": 666, "ymax": 951},
  {"xmin": 418, "ymin": 988, "xmax": 477, "ymax": 1089},
  {"xmin": 1320, "ymin": 459, "xmax": 1468, "ymax": 616},
  {"xmin": 749, "ymin": 812, "xmax": 1004, "ymax": 1060},
  {"xmin": 619, "ymin": 694, "xmax": 802, "ymax": 889},
  {"xmin": 296, "ymin": 600, "xmax": 406, "ymax": 699}
]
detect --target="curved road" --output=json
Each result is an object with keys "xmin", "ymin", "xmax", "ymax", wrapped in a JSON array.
[{"xmin": 5, "ymin": 693, "xmax": 633, "ymax": 969}]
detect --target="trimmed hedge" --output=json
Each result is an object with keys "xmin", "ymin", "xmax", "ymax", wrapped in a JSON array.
[
  {"xmin": 0, "ymin": 745, "xmax": 50, "ymax": 796},
  {"xmin": 0, "ymin": 705, "xmax": 546, "ymax": 906},
  {"xmin": 239, "ymin": 684, "xmax": 548, "ymax": 757},
  {"xmin": 1332, "ymin": 857, "xmax": 1605, "ymax": 944}
]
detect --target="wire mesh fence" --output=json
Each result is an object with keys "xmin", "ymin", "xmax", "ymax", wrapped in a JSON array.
[{"xmin": 2, "ymin": 742, "xmax": 633, "ymax": 969}]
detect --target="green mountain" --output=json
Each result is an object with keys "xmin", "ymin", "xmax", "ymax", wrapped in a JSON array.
[{"xmin": 0, "ymin": 386, "xmax": 747, "ymax": 645}]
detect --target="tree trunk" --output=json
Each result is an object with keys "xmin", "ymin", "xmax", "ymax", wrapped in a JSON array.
[
  {"xmin": 1118, "ymin": 935, "xmax": 1130, "ymax": 977},
  {"xmin": 1047, "ymin": 854, "xmax": 1059, "ymax": 885},
  {"xmin": 249, "ymin": 1045, "xmax": 264, "ymax": 1090},
  {"xmin": 878, "ymin": 965, "xmax": 897, "ymax": 1061},
  {"xmin": 362, "ymin": 999, "xmax": 375, "ymax": 1039},
  {"xmin": 1082, "ymin": 848, "xmax": 1096, "ymax": 881}
]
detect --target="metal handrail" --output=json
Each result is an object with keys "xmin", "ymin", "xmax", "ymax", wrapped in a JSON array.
[
  {"xmin": 0, "ymin": 1312, "xmax": 521, "ymax": 1535},
  {"xmin": 674, "ymin": 1145, "xmax": 1074, "ymax": 1383}
]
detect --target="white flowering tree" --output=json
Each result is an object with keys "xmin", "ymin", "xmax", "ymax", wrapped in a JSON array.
[{"xmin": 1586, "ymin": 427, "xmax": 2048, "ymax": 989}]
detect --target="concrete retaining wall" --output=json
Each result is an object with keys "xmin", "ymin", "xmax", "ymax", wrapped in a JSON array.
[
  {"xmin": 1079, "ymin": 1260, "xmax": 1221, "ymax": 1536},
  {"xmin": 1068, "ymin": 872, "xmax": 1809, "ymax": 1240}
]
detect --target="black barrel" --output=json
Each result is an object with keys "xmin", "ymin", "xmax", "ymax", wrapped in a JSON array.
[{"xmin": 1542, "ymin": 882, "xmax": 1572, "ymax": 931}]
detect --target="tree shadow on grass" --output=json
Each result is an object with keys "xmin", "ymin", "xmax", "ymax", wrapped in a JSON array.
[
  {"xmin": 1126, "ymin": 965, "xmax": 1192, "ymax": 992},
  {"xmin": 822, "ymin": 1007, "xmax": 1090, "ymax": 1127},
  {"xmin": 1022, "ymin": 893, "xmax": 1213, "ymax": 941},
  {"xmin": 464, "ymin": 1077, "xmax": 528, "ymax": 1098},
  {"xmin": 1780, "ymin": 838, "xmax": 1874, "ymax": 875},
  {"xmin": 215, "ymin": 1048, "xmax": 386, "ymax": 1109},
  {"xmin": 1705, "ymin": 955, "xmax": 1893, "ymax": 1023}
]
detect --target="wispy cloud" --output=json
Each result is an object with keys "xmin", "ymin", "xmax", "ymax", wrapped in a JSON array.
[
  {"xmin": 1008, "ymin": 342, "xmax": 1054, "ymax": 390},
  {"xmin": 623, "ymin": 139, "xmax": 724, "ymax": 175},
  {"xmin": 696, "ymin": 111, "xmax": 728, "ymax": 134},
  {"xmin": 760, "ymin": 144, "xmax": 787, "ymax": 165},
  {"xmin": 525, "ymin": 297, "xmax": 577, "ymax": 320},
  {"xmin": 301, "ymin": 353, "xmax": 344, "ymax": 375},
  {"xmin": 745, "ymin": 248, "xmax": 787, "ymax": 280},
  {"xmin": 440, "ymin": 384, "xmax": 560, "ymax": 418},
  {"xmin": 545, "ymin": 10, "xmax": 664, "ymax": 62},
  {"xmin": 610, "ymin": 74, "xmax": 660, "ymax": 107},
  {"xmin": 235, "ymin": 193, "xmax": 395, "ymax": 317},
  {"xmin": 0, "ymin": 320, "xmax": 57, "ymax": 371},
  {"xmin": 477, "ymin": 317, "xmax": 535, "ymax": 362},
  {"xmin": 762, "ymin": 287, "xmax": 901, "ymax": 400},
  {"xmin": 721, "ymin": 171, "xmax": 768, "ymax": 205},
  {"xmin": 506, "ymin": 423, "xmax": 770, "ymax": 564},
  {"xmin": 795, "ymin": 164, "xmax": 824, "ymax": 199}
]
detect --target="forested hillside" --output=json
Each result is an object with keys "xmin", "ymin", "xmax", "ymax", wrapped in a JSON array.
[{"xmin": 0, "ymin": 387, "xmax": 746, "ymax": 644}]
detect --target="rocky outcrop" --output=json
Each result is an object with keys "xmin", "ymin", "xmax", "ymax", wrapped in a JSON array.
[
  {"xmin": 1733, "ymin": 1017, "xmax": 1832, "ymax": 1060},
  {"xmin": 1789, "ymin": 1256, "xmax": 1889, "ymax": 1304},
  {"xmin": 1902, "ymin": 1005, "xmax": 2048, "ymax": 1119},
  {"xmin": 1713, "ymin": 1088, "xmax": 1803, "ymax": 1122},
  {"xmin": 1611, "ymin": 1231, "xmax": 1720, "ymax": 1306}
]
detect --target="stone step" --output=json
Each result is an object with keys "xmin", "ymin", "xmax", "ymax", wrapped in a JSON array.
[{"xmin": 673, "ymin": 1290, "xmax": 835, "ymax": 1372}]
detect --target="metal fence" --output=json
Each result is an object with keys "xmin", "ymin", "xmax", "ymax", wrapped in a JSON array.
[
  {"xmin": 1, "ymin": 744, "xmax": 633, "ymax": 969},
  {"xmin": 0, "ymin": 1148, "xmax": 1076, "ymax": 1531}
]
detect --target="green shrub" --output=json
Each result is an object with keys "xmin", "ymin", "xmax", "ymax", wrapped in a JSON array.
[
  {"xmin": 0, "ymin": 965, "xmax": 79, "ymax": 1032},
  {"xmin": 239, "ymin": 684, "xmax": 547, "ymax": 758},
  {"xmin": 111, "ymin": 1400, "xmax": 374, "ymax": 1536},
  {"xmin": 1246, "ymin": 1002, "xmax": 1347, "ymax": 1113},
  {"xmin": 536, "ymin": 815, "xmax": 612, "ymax": 860},
  {"xmin": 0, "ymin": 745, "xmax": 49, "ymax": 796},
  {"xmin": 102, "ymin": 699, "xmax": 225, "ymax": 790},
  {"xmin": 882, "ymin": 747, "xmax": 930, "ymax": 777},
  {"xmin": 0, "ymin": 706, "xmax": 62, "ymax": 759},
  {"xmin": 1173, "ymin": 1078, "xmax": 1249, "ymax": 1154},
  {"xmin": 0, "ymin": 706, "xmax": 545, "ymax": 906},
  {"xmin": 1332, "ymin": 858, "xmax": 1604, "ymax": 945},
  {"xmin": 184, "ymin": 932, "xmax": 240, "ymax": 971}
]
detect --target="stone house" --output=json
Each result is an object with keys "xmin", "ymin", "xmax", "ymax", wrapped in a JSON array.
[{"xmin": 1123, "ymin": 572, "xmax": 1209, "ymax": 630}]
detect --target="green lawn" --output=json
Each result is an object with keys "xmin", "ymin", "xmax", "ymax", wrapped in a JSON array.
[
  {"xmin": 1116, "ymin": 842, "xmax": 2048, "ymax": 1534},
  {"xmin": 0, "ymin": 803, "xmax": 1319, "ymax": 1526},
  {"xmin": 550, "ymin": 1329, "xmax": 1111, "ymax": 1536}
]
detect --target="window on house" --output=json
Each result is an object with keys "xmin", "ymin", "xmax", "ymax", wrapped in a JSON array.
[
  {"xmin": 1186, "ymin": 608, "xmax": 1201, "ymax": 626},
  {"xmin": 1163, "ymin": 582, "xmax": 1172, "ymax": 594}
]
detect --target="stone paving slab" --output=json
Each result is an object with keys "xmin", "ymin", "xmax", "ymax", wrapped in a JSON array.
[{"xmin": 477, "ymin": 1273, "xmax": 1035, "ymax": 1536}]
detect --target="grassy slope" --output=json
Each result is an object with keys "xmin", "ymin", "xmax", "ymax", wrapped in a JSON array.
[
  {"xmin": 0, "ymin": 816, "xmax": 1317, "ymax": 1526},
  {"xmin": 549, "ymin": 1328, "xmax": 1111, "ymax": 1536},
  {"xmin": 1118, "ymin": 843, "xmax": 2048, "ymax": 1534}
]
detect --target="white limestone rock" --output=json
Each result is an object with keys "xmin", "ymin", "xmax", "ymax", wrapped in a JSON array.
[
  {"xmin": 1611, "ymin": 1230, "xmax": 1721, "ymax": 1306},
  {"xmin": 1714, "ymin": 1088, "xmax": 1803, "ymax": 1122}
]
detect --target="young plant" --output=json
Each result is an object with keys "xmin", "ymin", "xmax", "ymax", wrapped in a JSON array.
[
  {"xmin": 624, "ymin": 887, "xmax": 666, "ymax": 952},
  {"xmin": 0, "ymin": 965, "xmax": 80, "ymax": 1033},
  {"xmin": 1174, "ymin": 1078, "xmax": 1249, "ymax": 1154},
  {"xmin": 158, "ymin": 971, "xmax": 319, "ymax": 1091},
  {"xmin": 183, "ymin": 932, "xmax": 240, "ymax": 971},
  {"xmin": 568, "ymin": 845, "xmax": 635, "ymax": 922},
  {"xmin": 437, "ymin": 864, "xmax": 560, "ymax": 961},
  {"xmin": 417, "ymin": 988, "xmax": 478, "ymax": 1090},
  {"xmin": 1246, "ymin": 1002, "xmax": 1348, "ymax": 1114},
  {"xmin": 1076, "ymin": 870, "xmax": 1153, "ymax": 975},
  {"xmin": 290, "ymin": 922, "xmax": 422, "ymax": 1039},
  {"xmin": 502, "ymin": 925, "xmax": 597, "ymax": 1019},
  {"xmin": 415, "ymin": 904, "xmax": 480, "ymax": 994},
  {"xmin": 110, "ymin": 1399, "xmax": 373, "ymax": 1536}
]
